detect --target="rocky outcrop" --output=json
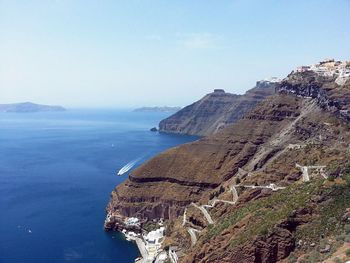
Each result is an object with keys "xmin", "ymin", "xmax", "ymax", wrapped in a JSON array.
[
  {"xmin": 106, "ymin": 94, "xmax": 305, "ymax": 228},
  {"xmin": 189, "ymin": 227, "xmax": 295, "ymax": 263},
  {"xmin": 277, "ymin": 71, "xmax": 350, "ymax": 121},
  {"xmin": 106, "ymin": 61, "xmax": 350, "ymax": 263},
  {"xmin": 159, "ymin": 80, "xmax": 278, "ymax": 136}
]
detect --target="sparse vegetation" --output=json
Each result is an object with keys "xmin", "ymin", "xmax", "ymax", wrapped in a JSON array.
[
  {"xmin": 335, "ymin": 233, "xmax": 346, "ymax": 241},
  {"xmin": 346, "ymin": 248, "xmax": 350, "ymax": 257},
  {"xmin": 308, "ymin": 250, "xmax": 321, "ymax": 263},
  {"xmin": 327, "ymin": 175, "xmax": 336, "ymax": 181},
  {"xmin": 206, "ymin": 180, "xmax": 323, "ymax": 245},
  {"xmin": 142, "ymin": 221, "xmax": 158, "ymax": 232},
  {"xmin": 204, "ymin": 176, "xmax": 350, "ymax": 254},
  {"xmin": 209, "ymin": 186, "xmax": 225, "ymax": 200},
  {"xmin": 344, "ymin": 224, "xmax": 350, "ymax": 234},
  {"xmin": 344, "ymin": 235, "xmax": 350, "ymax": 243},
  {"xmin": 287, "ymin": 252, "xmax": 297, "ymax": 263},
  {"xmin": 343, "ymin": 173, "xmax": 350, "ymax": 185}
]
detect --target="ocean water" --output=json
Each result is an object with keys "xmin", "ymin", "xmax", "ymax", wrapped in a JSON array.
[{"xmin": 0, "ymin": 110, "xmax": 197, "ymax": 263}]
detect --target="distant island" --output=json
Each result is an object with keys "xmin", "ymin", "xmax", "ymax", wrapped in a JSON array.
[
  {"xmin": 0, "ymin": 102, "xmax": 66, "ymax": 113},
  {"xmin": 133, "ymin": 106, "xmax": 181, "ymax": 113}
]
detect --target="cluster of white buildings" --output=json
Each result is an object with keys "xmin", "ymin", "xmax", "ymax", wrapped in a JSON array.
[
  {"xmin": 142, "ymin": 227, "xmax": 166, "ymax": 258},
  {"xmin": 295, "ymin": 59, "xmax": 350, "ymax": 85},
  {"xmin": 121, "ymin": 217, "xmax": 168, "ymax": 263},
  {"xmin": 256, "ymin": 77, "xmax": 282, "ymax": 89},
  {"xmin": 125, "ymin": 217, "xmax": 140, "ymax": 227},
  {"xmin": 264, "ymin": 76, "xmax": 282, "ymax": 83}
]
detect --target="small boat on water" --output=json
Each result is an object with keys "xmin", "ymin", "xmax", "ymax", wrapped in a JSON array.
[{"xmin": 117, "ymin": 158, "xmax": 140, "ymax": 176}]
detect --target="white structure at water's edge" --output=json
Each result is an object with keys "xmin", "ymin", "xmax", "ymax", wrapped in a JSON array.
[{"xmin": 143, "ymin": 227, "xmax": 165, "ymax": 258}]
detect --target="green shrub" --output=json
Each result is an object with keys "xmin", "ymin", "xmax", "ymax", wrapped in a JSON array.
[
  {"xmin": 209, "ymin": 186, "xmax": 225, "ymax": 200},
  {"xmin": 344, "ymin": 234, "xmax": 350, "ymax": 243},
  {"xmin": 343, "ymin": 173, "xmax": 350, "ymax": 185},
  {"xmin": 335, "ymin": 234, "xmax": 345, "ymax": 241},
  {"xmin": 259, "ymin": 227, "xmax": 268, "ymax": 236},
  {"xmin": 345, "ymin": 224, "xmax": 350, "ymax": 234},
  {"xmin": 327, "ymin": 175, "xmax": 335, "ymax": 182},
  {"xmin": 332, "ymin": 257, "xmax": 341, "ymax": 263},
  {"xmin": 308, "ymin": 250, "xmax": 321, "ymax": 263},
  {"xmin": 346, "ymin": 248, "xmax": 350, "ymax": 257},
  {"xmin": 319, "ymin": 239, "xmax": 327, "ymax": 248},
  {"xmin": 287, "ymin": 253, "xmax": 297, "ymax": 263}
]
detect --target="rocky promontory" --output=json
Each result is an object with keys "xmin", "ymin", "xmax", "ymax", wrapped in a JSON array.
[
  {"xmin": 106, "ymin": 60, "xmax": 350, "ymax": 263},
  {"xmin": 158, "ymin": 79, "xmax": 280, "ymax": 136}
]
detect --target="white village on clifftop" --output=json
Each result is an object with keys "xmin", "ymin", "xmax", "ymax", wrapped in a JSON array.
[
  {"xmin": 104, "ymin": 59, "xmax": 350, "ymax": 263},
  {"xmin": 295, "ymin": 59, "xmax": 350, "ymax": 85}
]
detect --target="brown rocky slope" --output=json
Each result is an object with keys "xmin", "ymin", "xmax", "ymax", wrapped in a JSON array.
[
  {"xmin": 158, "ymin": 79, "xmax": 278, "ymax": 136},
  {"xmin": 107, "ymin": 93, "xmax": 303, "ymax": 223},
  {"xmin": 106, "ymin": 68, "xmax": 350, "ymax": 262}
]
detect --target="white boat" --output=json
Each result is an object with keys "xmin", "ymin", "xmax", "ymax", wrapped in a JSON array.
[{"xmin": 117, "ymin": 158, "xmax": 140, "ymax": 176}]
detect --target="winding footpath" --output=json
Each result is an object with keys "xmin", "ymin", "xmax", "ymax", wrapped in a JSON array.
[
  {"xmin": 295, "ymin": 163, "xmax": 327, "ymax": 182},
  {"xmin": 182, "ymin": 181, "xmax": 286, "ymax": 246},
  {"xmin": 187, "ymin": 227, "xmax": 200, "ymax": 246},
  {"xmin": 191, "ymin": 203, "xmax": 214, "ymax": 224}
]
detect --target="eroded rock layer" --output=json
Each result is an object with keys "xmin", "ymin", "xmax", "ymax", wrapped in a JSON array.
[
  {"xmin": 107, "ymin": 94, "xmax": 304, "ymax": 224},
  {"xmin": 106, "ymin": 69, "xmax": 350, "ymax": 262},
  {"xmin": 159, "ymin": 80, "xmax": 278, "ymax": 136}
]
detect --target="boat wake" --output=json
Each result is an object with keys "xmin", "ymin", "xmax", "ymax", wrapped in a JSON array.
[{"xmin": 117, "ymin": 158, "xmax": 141, "ymax": 176}]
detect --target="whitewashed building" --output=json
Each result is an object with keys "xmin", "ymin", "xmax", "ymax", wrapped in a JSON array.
[
  {"xmin": 125, "ymin": 217, "xmax": 140, "ymax": 226},
  {"xmin": 144, "ymin": 227, "xmax": 165, "ymax": 257}
]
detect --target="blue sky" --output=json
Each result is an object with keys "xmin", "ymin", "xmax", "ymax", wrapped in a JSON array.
[{"xmin": 1, "ymin": 0, "xmax": 349, "ymax": 108}]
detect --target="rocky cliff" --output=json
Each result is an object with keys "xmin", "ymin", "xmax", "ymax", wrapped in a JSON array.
[
  {"xmin": 107, "ymin": 93, "xmax": 302, "ymax": 223},
  {"xmin": 278, "ymin": 71, "xmax": 350, "ymax": 121},
  {"xmin": 106, "ymin": 64, "xmax": 350, "ymax": 262},
  {"xmin": 158, "ymin": 80, "xmax": 278, "ymax": 136}
]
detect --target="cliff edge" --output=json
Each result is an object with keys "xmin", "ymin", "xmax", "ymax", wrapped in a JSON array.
[
  {"xmin": 106, "ymin": 60, "xmax": 350, "ymax": 262},
  {"xmin": 158, "ymin": 79, "xmax": 279, "ymax": 136}
]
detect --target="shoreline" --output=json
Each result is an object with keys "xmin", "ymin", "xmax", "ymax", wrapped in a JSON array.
[{"xmin": 105, "ymin": 213, "xmax": 168, "ymax": 263}]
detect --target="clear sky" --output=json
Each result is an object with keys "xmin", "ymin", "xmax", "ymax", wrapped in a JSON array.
[{"xmin": 1, "ymin": 0, "xmax": 349, "ymax": 108}]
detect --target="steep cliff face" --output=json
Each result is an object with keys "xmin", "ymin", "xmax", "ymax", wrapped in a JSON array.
[
  {"xmin": 106, "ymin": 93, "xmax": 305, "ymax": 225},
  {"xmin": 183, "ymin": 179, "xmax": 350, "ymax": 263},
  {"xmin": 278, "ymin": 71, "xmax": 350, "ymax": 121},
  {"xmin": 106, "ymin": 67, "xmax": 350, "ymax": 262},
  {"xmin": 176, "ymin": 71, "xmax": 350, "ymax": 263},
  {"xmin": 159, "ymin": 80, "xmax": 278, "ymax": 136}
]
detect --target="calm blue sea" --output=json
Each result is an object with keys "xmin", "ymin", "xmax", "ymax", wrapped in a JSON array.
[{"xmin": 0, "ymin": 110, "xmax": 197, "ymax": 263}]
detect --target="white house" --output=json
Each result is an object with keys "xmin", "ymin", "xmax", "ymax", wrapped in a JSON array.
[
  {"xmin": 125, "ymin": 217, "xmax": 140, "ymax": 226},
  {"xmin": 144, "ymin": 227, "xmax": 165, "ymax": 257}
]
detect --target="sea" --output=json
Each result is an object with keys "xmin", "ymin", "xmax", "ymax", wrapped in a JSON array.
[{"xmin": 0, "ymin": 109, "xmax": 197, "ymax": 263}]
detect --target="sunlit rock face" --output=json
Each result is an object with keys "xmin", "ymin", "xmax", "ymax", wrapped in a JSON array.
[
  {"xmin": 158, "ymin": 80, "xmax": 278, "ymax": 136},
  {"xmin": 106, "ymin": 64, "xmax": 350, "ymax": 263}
]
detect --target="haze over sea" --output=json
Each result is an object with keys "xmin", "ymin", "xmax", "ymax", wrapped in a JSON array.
[{"xmin": 0, "ymin": 110, "xmax": 197, "ymax": 263}]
